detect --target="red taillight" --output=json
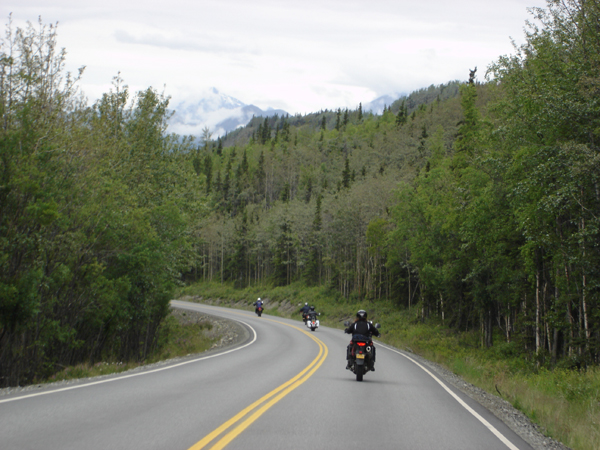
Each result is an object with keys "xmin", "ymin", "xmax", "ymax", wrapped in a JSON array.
[{"xmin": 357, "ymin": 342, "xmax": 366, "ymax": 347}]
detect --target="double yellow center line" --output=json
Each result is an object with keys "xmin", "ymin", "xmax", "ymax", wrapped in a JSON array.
[{"xmin": 187, "ymin": 319, "xmax": 328, "ymax": 450}]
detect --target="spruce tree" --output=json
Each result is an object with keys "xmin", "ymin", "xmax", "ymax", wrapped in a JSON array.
[
  {"xmin": 342, "ymin": 156, "xmax": 351, "ymax": 188},
  {"xmin": 216, "ymin": 137, "xmax": 223, "ymax": 156},
  {"xmin": 241, "ymin": 149, "xmax": 249, "ymax": 174},
  {"xmin": 396, "ymin": 100, "xmax": 407, "ymax": 126},
  {"xmin": 261, "ymin": 117, "xmax": 270, "ymax": 144},
  {"xmin": 203, "ymin": 154, "xmax": 212, "ymax": 193},
  {"xmin": 256, "ymin": 151, "xmax": 266, "ymax": 199}
]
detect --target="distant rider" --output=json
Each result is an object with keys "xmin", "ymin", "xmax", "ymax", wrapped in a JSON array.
[
  {"xmin": 253, "ymin": 298, "xmax": 264, "ymax": 314},
  {"xmin": 300, "ymin": 303, "xmax": 310, "ymax": 322},
  {"xmin": 345, "ymin": 310, "xmax": 380, "ymax": 370}
]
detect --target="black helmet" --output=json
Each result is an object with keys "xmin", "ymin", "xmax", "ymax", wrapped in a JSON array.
[
  {"xmin": 310, "ymin": 306, "xmax": 315, "ymax": 311},
  {"xmin": 357, "ymin": 310, "xmax": 367, "ymax": 320}
]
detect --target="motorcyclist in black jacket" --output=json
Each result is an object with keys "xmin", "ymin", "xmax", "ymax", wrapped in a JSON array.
[
  {"xmin": 300, "ymin": 303, "xmax": 310, "ymax": 322},
  {"xmin": 345, "ymin": 310, "xmax": 380, "ymax": 370},
  {"xmin": 307, "ymin": 305, "xmax": 318, "ymax": 317}
]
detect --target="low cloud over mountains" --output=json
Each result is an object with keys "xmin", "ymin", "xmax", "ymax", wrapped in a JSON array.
[{"xmin": 169, "ymin": 88, "xmax": 287, "ymax": 138}]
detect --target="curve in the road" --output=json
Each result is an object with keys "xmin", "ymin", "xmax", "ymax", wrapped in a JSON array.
[{"xmin": 188, "ymin": 318, "xmax": 328, "ymax": 450}]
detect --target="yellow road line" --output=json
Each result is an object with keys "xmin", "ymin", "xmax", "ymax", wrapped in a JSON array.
[{"xmin": 186, "ymin": 315, "xmax": 328, "ymax": 450}]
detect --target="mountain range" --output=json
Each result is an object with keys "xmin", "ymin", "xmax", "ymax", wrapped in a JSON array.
[
  {"xmin": 168, "ymin": 88, "xmax": 404, "ymax": 138},
  {"xmin": 168, "ymin": 88, "xmax": 288, "ymax": 138}
]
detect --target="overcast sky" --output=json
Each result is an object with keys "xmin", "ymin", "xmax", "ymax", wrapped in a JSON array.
[{"xmin": 2, "ymin": 0, "xmax": 548, "ymax": 115}]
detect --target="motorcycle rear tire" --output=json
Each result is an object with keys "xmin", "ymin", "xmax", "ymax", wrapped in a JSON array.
[{"xmin": 355, "ymin": 363, "xmax": 363, "ymax": 381}]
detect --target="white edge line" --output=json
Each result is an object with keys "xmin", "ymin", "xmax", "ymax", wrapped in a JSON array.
[
  {"xmin": 0, "ymin": 317, "xmax": 257, "ymax": 405},
  {"xmin": 377, "ymin": 342, "xmax": 521, "ymax": 450}
]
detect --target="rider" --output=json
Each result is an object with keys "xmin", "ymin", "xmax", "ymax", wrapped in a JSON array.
[
  {"xmin": 307, "ymin": 305, "xmax": 319, "ymax": 320},
  {"xmin": 253, "ymin": 298, "xmax": 264, "ymax": 313},
  {"xmin": 345, "ymin": 310, "xmax": 380, "ymax": 370},
  {"xmin": 300, "ymin": 302, "xmax": 310, "ymax": 322}
]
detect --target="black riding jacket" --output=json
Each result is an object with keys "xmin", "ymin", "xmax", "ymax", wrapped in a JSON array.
[{"xmin": 345, "ymin": 320, "xmax": 380, "ymax": 338}]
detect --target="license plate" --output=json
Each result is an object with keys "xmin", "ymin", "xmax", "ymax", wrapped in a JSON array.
[{"xmin": 356, "ymin": 354, "xmax": 365, "ymax": 360}]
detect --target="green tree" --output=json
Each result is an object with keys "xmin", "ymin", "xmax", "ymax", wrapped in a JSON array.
[
  {"xmin": 304, "ymin": 194, "xmax": 323, "ymax": 285},
  {"xmin": 341, "ymin": 156, "xmax": 351, "ymax": 189},
  {"xmin": 203, "ymin": 154, "xmax": 212, "ymax": 193}
]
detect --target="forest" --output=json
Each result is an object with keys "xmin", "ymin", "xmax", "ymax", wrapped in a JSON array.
[{"xmin": 1, "ymin": 0, "xmax": 600, "ymax": 387}]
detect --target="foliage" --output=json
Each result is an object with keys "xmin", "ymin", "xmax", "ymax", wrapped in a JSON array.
[{"xmin": 0, "ymin": 18, "xmax": 203, "ymax": 386}]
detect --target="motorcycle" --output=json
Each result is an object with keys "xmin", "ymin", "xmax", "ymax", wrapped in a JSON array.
[
  {"xmin": 255, "ymin": 306, "xmax": 263, "ymax": 317},
  {"xmin": 344, "ymin": 321, "xmax": 381, "ymax": 381},
  {"xmin": 305, "ymin": 312, "xmax": 320, "ymax": 331}
]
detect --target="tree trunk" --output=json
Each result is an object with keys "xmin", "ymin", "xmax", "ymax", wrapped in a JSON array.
[
  {"xmin": 536, "ymin": 270, "xmax": 541, "ymax": 354},
  {"xmin": 407, "ymin": 253, "xmax": 412, "ymax": 309}
]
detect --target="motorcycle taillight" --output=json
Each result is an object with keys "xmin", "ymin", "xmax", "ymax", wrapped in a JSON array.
[{"xmin": 356, "ymin": 342, "xmax": 366, "ymax": 347}]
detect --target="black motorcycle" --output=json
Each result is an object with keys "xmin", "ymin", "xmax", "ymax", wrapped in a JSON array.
[
  {"xmin": 344, "ymin": 322, "xmax": 380, "ymax": 381},
  {"xmin": 255, "ymin": 305, "xmax": 263, "ymax": 317}
]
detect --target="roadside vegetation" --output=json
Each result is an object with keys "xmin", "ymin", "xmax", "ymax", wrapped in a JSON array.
[{"xmin": 41, "ymin": 311, "xmax": 216, "ymax": 384}]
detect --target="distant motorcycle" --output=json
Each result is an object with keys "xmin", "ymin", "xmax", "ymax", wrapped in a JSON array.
[
  {"xmin": 305, "ymin": 312, "xmax": 320, "ymax": 331},
  {"xmin": 255, "ymin": 306, "xmax": 263, "ymax": 317},
  {"xmin": 344, "ymin": 321, "xmax": 380, "ymax": 381}
]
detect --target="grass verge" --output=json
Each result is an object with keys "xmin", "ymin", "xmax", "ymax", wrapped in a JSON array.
[{"xmin": 43, "ymin": 311, "xmax": 217, "ymax": 384}]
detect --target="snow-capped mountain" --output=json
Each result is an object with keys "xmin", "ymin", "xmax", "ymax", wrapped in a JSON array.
[{"xmin": 169, "ymin": 88, "xmax": 288, "ymax": 138}]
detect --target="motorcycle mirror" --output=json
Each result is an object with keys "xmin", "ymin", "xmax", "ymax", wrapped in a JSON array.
[
  {"xmin": 375, "ymin": 323, "xmax": 381, "ymax": 328},
  {"xmin": 343, "ymin": 321, "xmax": 350, "ymax": 326},
  {"xmin": 318, "ymin": 313, "xmax": 321, "ymax": 316}
]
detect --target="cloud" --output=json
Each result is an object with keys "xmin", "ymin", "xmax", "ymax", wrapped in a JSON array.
[
  {"xmin": 1, "ymin": 0, "xmax": 548, "ymax": 115},
  {"xmin": 113, "ymin": 29, "xmax": 257, "ymax": 55}
]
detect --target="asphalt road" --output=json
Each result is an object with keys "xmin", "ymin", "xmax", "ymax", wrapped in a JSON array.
[{"xmin": 0, "ymin": 301, "xmax": 534, "ymax": 450}]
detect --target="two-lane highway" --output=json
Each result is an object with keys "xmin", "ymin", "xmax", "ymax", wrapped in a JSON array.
[{"xmin": 1, "ymin": 301, "xmax": 534, "ymax": 449}]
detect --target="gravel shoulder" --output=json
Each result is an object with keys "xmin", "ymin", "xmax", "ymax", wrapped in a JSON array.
[
  {"xmin": 384, "ymin": 346, "xmax": 570, "ymax": 450},
  {"xmin": 169, "ymin": 307, "xmax": 250, "ymax": 352}
]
